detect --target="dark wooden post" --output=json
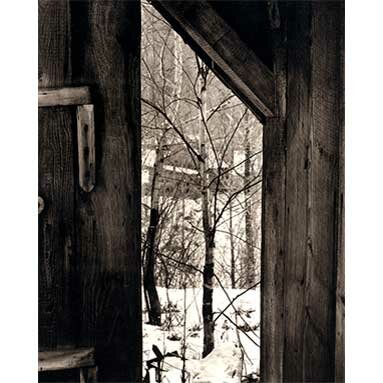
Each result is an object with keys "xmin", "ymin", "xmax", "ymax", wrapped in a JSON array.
[
  {"xmin": 71, "ymin": 1, "xmax": 142, "ymax": 381},
  {"xmin": 261, "ymin": 2, "xmax": 287, "ymax": 381},
  {"xmin": 335, "ymin": 4, "xmax": 345, "ymax": 382},
  {"xmin": 261, "ymin": 1, "xmax": 344, "ymax": 382}
]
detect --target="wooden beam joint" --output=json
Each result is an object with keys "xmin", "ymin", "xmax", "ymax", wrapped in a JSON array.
[
  {"xmin": 39, "ymin": 86, "xmax": 96, "ymax": 192},
  {"xmin": 153, "ymin": 0, "xmax": 276, "ymax": 118}
]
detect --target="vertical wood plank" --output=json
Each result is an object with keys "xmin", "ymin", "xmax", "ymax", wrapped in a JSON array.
[
  {"xmin": 261, "ymin": 119, "xmax": 286, "ymax": 382},
  {"xmin": 38, "ymin": 0, "xmax": 78, "ymax": 350},
  {"xmin": 71, "ymin": 1, "xmax": 142, "ymax": 381},
  {"xmin": 38, "ymin": 0, "xmax": 71, "ymax": 88},
  {"xmin": 261, "ymin": 2, "xmax": 287, "ymax": 382},
  {"xmin": 279, "ymin": 2, "xmax": 344, "ymax": 382},
  {"xmin": 39, "ymin": 107, "xmax": 78, "ymax": 349},
  {"xmin": 303, "ymin": 3, "xmax": 342, "ymax": 381},
  {"xmin": 77, "ymin": 104, "xmax": 96, "ymax": 192},
  {"xmin": 283, "ymin": 3, "xmax": 313, "ymax": 381},
  {"xmin": 335, "ymin": 2, "xmax": 345, "ymax": 382}
]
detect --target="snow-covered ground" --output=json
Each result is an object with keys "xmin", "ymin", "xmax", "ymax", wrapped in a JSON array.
[{"xmin": 143, "ymin": 287, "xmax": 260, "ymax": 382}]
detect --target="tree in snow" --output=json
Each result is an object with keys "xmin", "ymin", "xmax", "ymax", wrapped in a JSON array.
[{"xmin": 141, "ymin": 2, "xmax": 263, "ymax": 360}]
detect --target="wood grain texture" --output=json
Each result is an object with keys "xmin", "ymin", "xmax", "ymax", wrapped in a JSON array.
[
  {"xmin": 261, "ymin": 119, "xmax": 286, "ymax": 383},
  {"xmin": 39, "ymin": 86, "xmax": 91, "ymax": 107},
  {"xmin": 38, "ymin": 0, "xmax": 72, "ymax": 88},
  {"xmin": 283, "ymin": 3, "xmax": 313, "ymax": 381},
  {"xmin": 76, "ymin": 104, "xmax": 96, "ymax": 192},
  {"xmin": 261, "ymin": 2, "xmax": 287, "ymax": 382},
  {"xmin": 38, "ymin": 348, "xmax": 95, "ymax": 372},
  {"xmin": 303, "ymin": 3, "xmax": 342, "ymax": 381},
  {"xmin": 261, "ymin": 2, "xmax": 344, "ymax": 381},
  {"xmin": 335, "ymin": 3, "xmax": 345, "ymax": 382},
  {"xmin": 71, "ymin": 1, "xmax": 142, "ymax": 381},
  {"xmin": 39, "ymin": 107, "xmax": 78, "ymax": 350},
  {"xmin": 280, "ymin": 2, "xmax": 343, "ymax": 382},
  {"xmin": 38, "ymin": 0, "xmax": 78, "ymax": 351},
  {"xmin": 153, "ymin": 0, "xmax": 275, "ymax": 118}
]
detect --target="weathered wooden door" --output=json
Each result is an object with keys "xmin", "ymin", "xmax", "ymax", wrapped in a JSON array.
[{"xmin": 38, "ymin": 1, "xmax": 142, "ymax": 381}]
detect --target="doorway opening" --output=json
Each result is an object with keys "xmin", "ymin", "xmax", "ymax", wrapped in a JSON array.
[{"xmin": 141, "ymin": 3, "xmax": 263, "ymax": 382}]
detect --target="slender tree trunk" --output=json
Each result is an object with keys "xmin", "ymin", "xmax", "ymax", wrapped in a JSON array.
[
  {"xmin": 172, "ymin": 30, "xmax": 183, "ymax": 118},
  {"xmin": 198, "ymin": 63, "xmax": 215, "ymax": 358},
  {"xmin": 142, "ymin": 20, "xmax": 166, "ymax": 326},
  {"xmin": 229, "ymin": 200, "xmax": 236, "ymax": 289},
  {"xmin": 180, "ymin": 197, "xmax": 187, "ymax": 287},
  {"xmin": 244, "ymin": 112, "xmax": 255, "ymax": 288},
  {"xmin": 227, "ymin": 118, "xmax": 236, "ymax": 289},
  {"xmin": 143, "ymin": 144, "xmax": 164, "ymax": 326}
]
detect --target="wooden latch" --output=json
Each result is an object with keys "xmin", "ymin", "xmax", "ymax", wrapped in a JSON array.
[{"xmin": 38, "ymin": 86, "xmax": 96, "ymax": 192}]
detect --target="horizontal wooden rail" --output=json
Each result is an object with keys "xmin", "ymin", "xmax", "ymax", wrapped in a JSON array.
[{"xmin": 38, "ymin": 86, "xmax": 91, "ymax": 107}]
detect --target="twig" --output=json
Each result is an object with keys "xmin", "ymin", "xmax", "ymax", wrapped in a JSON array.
[
  {"xmin": 218, "ymin": 311, "xmax": 260, "ymax": 348},
  {"xmin": 214, "ymin": 281, "xmax": 261, "ymax": 324}
]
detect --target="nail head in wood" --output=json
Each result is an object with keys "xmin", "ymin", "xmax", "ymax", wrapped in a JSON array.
[{"xmin": 77, "ymin": 104, "xmax": 96, "ymax": 192}]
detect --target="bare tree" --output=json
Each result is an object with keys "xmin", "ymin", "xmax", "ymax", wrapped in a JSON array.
[
  {"xmin": 244, "ymin": 111, "xmax": 255, "ymax": 287},
  {"xmin": 141, "ymin": 3, "xmax": 263, "ymax": 359},
  {"xmin": 196, "ymin": 60, "xmax": 215, "ymax": 357}
]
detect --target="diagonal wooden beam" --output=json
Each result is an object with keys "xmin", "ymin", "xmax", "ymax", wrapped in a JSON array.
[{"xmin": 152, "ymin": 0, "xmax": 275, "ymax": 118}]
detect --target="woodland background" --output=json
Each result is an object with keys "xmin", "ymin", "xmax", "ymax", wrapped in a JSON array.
[{"xmin": 141, "ymin": 4, "xmax": 262, "ymax": 382}]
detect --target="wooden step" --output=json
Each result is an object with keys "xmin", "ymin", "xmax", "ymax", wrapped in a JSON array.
[{"xmin": 38, "ymin": 348, "xmax": 95, "ymax": 372}]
